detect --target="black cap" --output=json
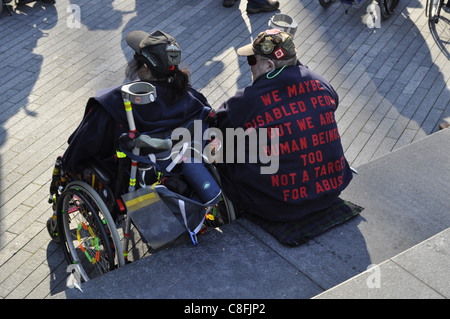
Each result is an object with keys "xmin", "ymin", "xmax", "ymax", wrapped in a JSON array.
[{"xmin": 126, "ymin": 30, "xmax": 182, "ymax": 75}]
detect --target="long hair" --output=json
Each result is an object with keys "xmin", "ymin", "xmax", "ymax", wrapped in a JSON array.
[{"xmin": 125, "ymin": 52, "xmax": 191, "ymax": 106}]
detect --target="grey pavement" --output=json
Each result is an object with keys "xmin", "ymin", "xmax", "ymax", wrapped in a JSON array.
[{"xmin": 0, "ymin": 0, "xmax": 449, "ymax": 299}]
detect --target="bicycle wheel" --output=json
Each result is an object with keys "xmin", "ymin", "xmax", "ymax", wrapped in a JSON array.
[
  {"xmin": 319, "ymin": 0, "xmax": 334, "ymax": 7},
  {"xmin": 57, "ymin": 182, "xmax": 125, "ymax": 282}
]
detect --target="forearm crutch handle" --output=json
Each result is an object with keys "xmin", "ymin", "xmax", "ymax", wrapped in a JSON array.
[{"xmin": 121, "ymin": 82, "xmax": 157, "ymax": 192}]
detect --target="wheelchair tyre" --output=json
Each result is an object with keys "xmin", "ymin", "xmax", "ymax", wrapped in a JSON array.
[
  {"xmin": 57, "ymin": 181, "xmax": 125, "ymax": 282},
  {"xmin": 318, "ymin": 0, "xmax": 334, "ymax": 8},
  {"xmin": 378, "ymin": 0, "xmax": 399, "ymax": 18},
  {"xmin": 47, "ymin": 216, "xmax": 60, "ymax": 244},
  {"xmin": 428, "ymin": 0, "xmax": 442, "ymax": 21},
  {"xmin": 207, "ymin": 164, "xmax": 237, "ymax": 223},
  {"xmin": 67, "ymin": 181, "xmax": 125, "ymax": 267}
]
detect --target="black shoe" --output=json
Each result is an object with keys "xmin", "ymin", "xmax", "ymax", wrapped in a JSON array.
[
  {"xmin": 223, "ymin": 0, "xmax": 236, "ymax": 7},
  {"xmin": 246, "ymin": 0, "xmax": 279, "ymax": 13}
]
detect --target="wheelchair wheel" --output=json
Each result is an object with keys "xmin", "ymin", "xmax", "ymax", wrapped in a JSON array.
[
  {"xmin": 428, "ymin": 0, "xmax": 444, "ymax": 22},
  {"xmin": 318, "ymin": 0, "xmax": 334, "ymax": 7},
  {"xmin": 378, "ymin": 0, "xmax": 400, "ymax": 18},
  {"xmin": 57, "ymin": 181, "xmax": 125, "ymax": 282},
  {"xmin": 207, "ymin": 164, "xmax": 237, "ymax": 223},
  {"xmin": 47, "ymin": 216, "xmax": 60, "ymax": 243}
]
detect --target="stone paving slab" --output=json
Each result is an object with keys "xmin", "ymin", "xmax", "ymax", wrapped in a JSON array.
[
  {"xmin": 315, "ymin": 259, "xmax": 446, "ymax": 299},
  {"xmin": 1, "ymin": 0, "xmax": 450, "ymax": 299}
]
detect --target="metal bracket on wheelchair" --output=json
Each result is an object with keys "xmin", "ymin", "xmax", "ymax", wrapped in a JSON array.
[{"xmin": 121, "ymin": 82, "xmax": 157, "ymax": 105}]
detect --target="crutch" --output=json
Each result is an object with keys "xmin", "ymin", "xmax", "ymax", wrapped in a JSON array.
[{"xmin": 120, "ymin": 82, "xmax": 157, "ymax": 261}]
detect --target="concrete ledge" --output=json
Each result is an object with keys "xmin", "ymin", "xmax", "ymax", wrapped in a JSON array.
[{"xmin": 314, "ymin": 227, "xmax": 450, "ymax": 299}]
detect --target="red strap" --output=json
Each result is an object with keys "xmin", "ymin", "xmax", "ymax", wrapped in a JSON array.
[{"xmin": 116, "ymin": 199, "xmax": 126, "ymax": 212}]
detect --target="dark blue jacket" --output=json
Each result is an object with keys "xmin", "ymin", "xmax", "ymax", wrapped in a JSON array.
[
  {"xmin": 215, "ymin": 61, "xmax": 353, "ymax": 221},
  {"xmin": 62, "ymin": 82, "xmax": 210, "ymax": 181}
]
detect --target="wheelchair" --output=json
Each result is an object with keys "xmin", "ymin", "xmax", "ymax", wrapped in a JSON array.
[
  {"xmin": 318, "ymin": 0, "xmax": 399, "ymax": 19},
  {"xmin": 46, "ymin": 82, "xmax": 236, "ymax": 283},
  {"xmin": 426, "ymin": 0, "xmax": 450, "ymax": 23}
]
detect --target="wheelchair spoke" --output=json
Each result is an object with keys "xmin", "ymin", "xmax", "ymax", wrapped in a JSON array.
[{"xmin": 58, "ymin": 187, "xmax": 116, "ymax": 282}]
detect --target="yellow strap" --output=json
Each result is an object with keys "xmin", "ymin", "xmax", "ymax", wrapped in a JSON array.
[
  {"xmin": 116, "ymin": 150, "xmax": 126, "ymax": 158},
  {"xmin": 124, "ymin": 101, "xmax": 132, "ymax": 111},
  {"xmin": 150, "ymin": 172, "xmax": 163, "ymax": 190}
]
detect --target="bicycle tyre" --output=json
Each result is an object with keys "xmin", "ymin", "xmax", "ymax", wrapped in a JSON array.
[{"xmin": 319, "ymin": 0, "xmax": 334, "ymax": 7}]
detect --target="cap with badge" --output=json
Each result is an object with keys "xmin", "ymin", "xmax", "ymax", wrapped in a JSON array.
[
  {"xmin": 126, "ymin": 30, "xmax": 182, "ymax": 76},
  {"xmin": 237, "ymin": 29, "xmax": 297, "ymax": 60}
]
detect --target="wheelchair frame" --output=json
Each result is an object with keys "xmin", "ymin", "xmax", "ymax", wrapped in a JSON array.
[
  {"xmin": 426, "ymin": 0, "xmax": 450, "ymax": 23},
  {"xmin": 47, "ymin": 83, "xmax": 236, "ymax": 283},
  {"xmin": 318, "ymin": 0, "xmax": 400, "ymax": 19}
]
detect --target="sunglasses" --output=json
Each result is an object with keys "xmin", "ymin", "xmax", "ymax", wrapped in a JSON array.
[{"xmin": 247, "ymin": 55, "xmax": 257, "ymax": 66}]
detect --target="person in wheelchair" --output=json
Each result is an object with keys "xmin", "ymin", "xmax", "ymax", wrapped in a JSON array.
[
  {"xmin": 48, "ymin": 31, "xmax": 228, "ymax": 279},
  {"xmin": 61, "ymin": 30, "xmax": 211, "ymax": 190}
]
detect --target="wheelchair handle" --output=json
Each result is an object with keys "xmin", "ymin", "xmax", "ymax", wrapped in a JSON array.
[{"xmin": 134, "ymin": 135, "xmax": 172, "ymax": 151}]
